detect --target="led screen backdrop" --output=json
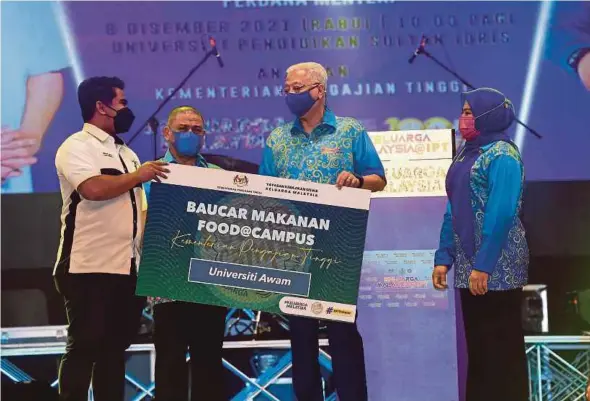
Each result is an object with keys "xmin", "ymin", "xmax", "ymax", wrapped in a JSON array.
[{"xmin": 1, "ymin": 1, "xmax": 589, "ymax": 194}]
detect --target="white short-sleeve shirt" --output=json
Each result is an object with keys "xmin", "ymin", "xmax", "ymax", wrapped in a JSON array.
[{"xmin": 54, "ymin": 123, "xmax": 144, "ymax": 275}]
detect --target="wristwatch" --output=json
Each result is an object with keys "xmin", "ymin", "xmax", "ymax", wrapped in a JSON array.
[
  {"xmin": 568, "ymin": 48, "xmax": 590, "ymax": 72},
  {"xmin": 353, "ymin": 173, "xmax": 364, "ymax": 189}
]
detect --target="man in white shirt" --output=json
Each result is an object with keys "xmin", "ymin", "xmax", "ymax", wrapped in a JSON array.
[{"xmin": 54, "ymin": 76, "xmax": 168, "ymax": 401}]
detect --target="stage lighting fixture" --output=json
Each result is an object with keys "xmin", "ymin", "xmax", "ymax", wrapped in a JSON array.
[
  {"xmin": 250, "ymin": 351, "xmax": 280, "ymax": 376},
  {"xmin": 522, "ymin": 284, "xmax": 549, "ymax": 334}
]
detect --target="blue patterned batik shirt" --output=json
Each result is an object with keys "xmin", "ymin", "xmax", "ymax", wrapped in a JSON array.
[{"xmin": 258, "ymin": 108, "xmax": 385, "ymax": 184}]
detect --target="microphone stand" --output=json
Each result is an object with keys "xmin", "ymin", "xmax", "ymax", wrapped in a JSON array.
[
  {"xmin": 417, "ymin": 47, "xmax": 543, "ymax": 139},
  {"xmin": 147, "ymin": 117, "xmax": 160, "ymax": 160},
  {"xmin": 127, "ymin": 49, "xmax": 217, "ymax": 158}
]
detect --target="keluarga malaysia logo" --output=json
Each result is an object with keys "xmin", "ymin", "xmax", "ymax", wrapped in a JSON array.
[
  {"xmin": 233, "ymin": 174, "xmax": 248, "ymax": 187},
  {"xmin": 282, "ymin": 299, "xmax": 308, "ymax": 311}
]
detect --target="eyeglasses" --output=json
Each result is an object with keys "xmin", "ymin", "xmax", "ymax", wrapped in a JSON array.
[{"xmin": 282, "ymin": 82, "xmax": 320, "ymax": 96}]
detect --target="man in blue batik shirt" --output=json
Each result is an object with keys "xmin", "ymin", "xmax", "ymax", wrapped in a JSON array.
[
  {"xmin": 259, "ymin": 62, "xmax": 386, "ymax": 401},
  {"xmin": 143, "ymin": 106, "xmax": 227, "ymax": 401}
]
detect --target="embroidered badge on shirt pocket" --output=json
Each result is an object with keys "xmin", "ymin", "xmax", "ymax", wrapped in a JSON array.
[{"xmin": 320, "ymin": 146, "xmax": 341, "ymax": 155}]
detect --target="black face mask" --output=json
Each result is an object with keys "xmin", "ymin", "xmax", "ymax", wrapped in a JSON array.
[{"xmin": 106, "ymin": 105, "xmax": 135, "ymax": 134}]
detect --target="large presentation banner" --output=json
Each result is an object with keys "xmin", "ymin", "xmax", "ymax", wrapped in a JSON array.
[{"xmin": 137, "ymin": 165, "xmax": 371, "ymax": 322}]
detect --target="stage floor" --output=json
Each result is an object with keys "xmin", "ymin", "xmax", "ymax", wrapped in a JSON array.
[{"xmin": 2, "ymin": 325, "xmax": 589, "ymax": 401}]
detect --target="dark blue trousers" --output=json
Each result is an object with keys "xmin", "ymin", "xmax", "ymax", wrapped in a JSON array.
[{"xmin": 289, "ymin": 316, "xmax": 368, "ymax": 401}]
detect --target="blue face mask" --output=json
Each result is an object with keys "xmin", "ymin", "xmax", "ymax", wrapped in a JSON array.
[
  {"xmin": 285, "ymin": 89, "xmax": 318, "ymax": 117},
  {"xmin": 173, "ymin": 131, "xmax": 203, "ymax": 157}
]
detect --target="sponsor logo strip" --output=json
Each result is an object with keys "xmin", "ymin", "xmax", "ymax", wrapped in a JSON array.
[{"xmin": 279, "ymin": 296, "xmax": 357, "ymax": 323}]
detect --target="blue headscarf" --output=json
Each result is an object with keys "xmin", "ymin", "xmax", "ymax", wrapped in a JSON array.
[{"xmin": 446, "ymin": 88, "xmax": 516, "ymax": 259}]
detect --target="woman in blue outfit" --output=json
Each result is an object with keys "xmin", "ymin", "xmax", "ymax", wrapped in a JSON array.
[{"xmin": 432, "ymin": 88, "xmax": 529, "ymax": 401}]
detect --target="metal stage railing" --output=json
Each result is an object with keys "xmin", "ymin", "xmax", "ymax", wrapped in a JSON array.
[
  {"xmin": 0, "ymin": 325, "xmax": 332, "ymax": 401},
  {"xmin": 1, "ymin": 326, "xmax": 589, "ymax": 401},
  {"xmin": 526, "ymin": 336, "xmax": 590, "ymax": 401}
]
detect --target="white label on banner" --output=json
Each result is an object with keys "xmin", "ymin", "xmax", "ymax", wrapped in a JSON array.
[
  {"xmin": 279, "ymin": 296, "xmax": 357, "ymax": 323},
  {"xmin": 158, "ymin": 164, "xmax": 371, "ymax": 210}
]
